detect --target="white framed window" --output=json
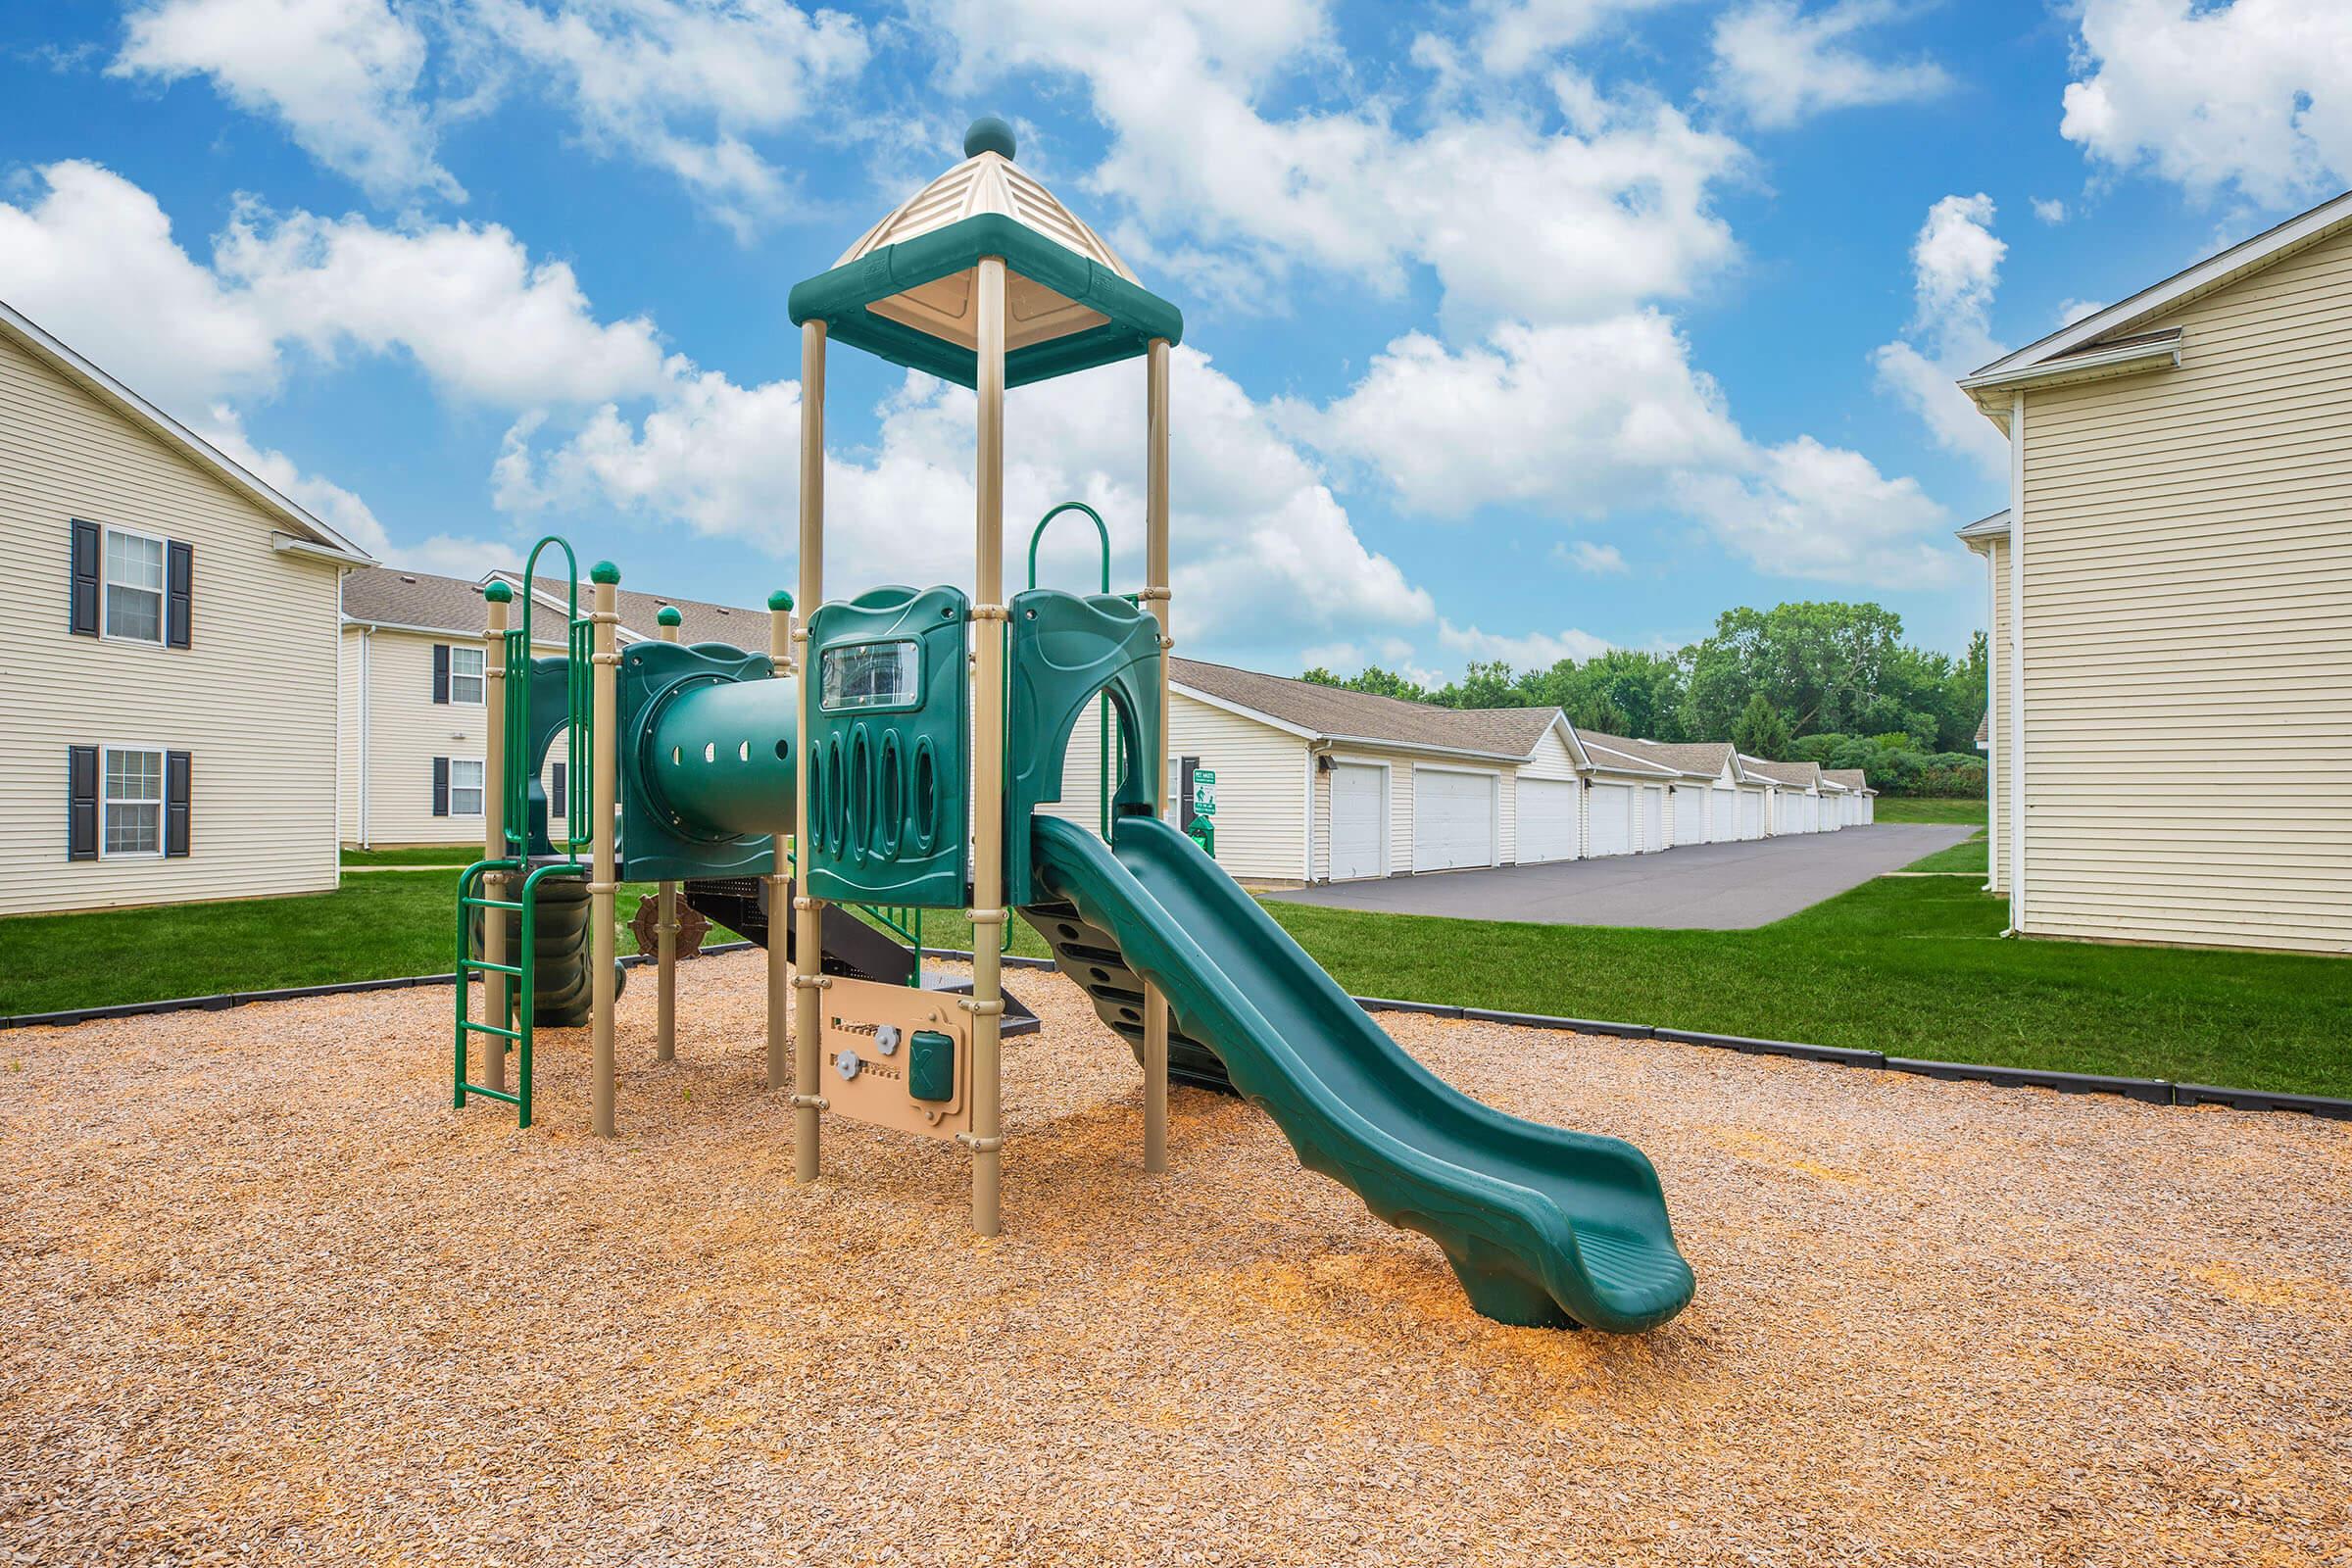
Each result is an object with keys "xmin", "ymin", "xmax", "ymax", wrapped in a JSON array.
[
  {"xmin": 450, "ymin": 759, "xmax": 485, "ymax": 816},
  {"xmin": 102, "ymin": 747, "xmax": 164, "ymax": 857},
  {"xmin": 104, "ymin": 527, "xmax": 166, "ymax": 644},
  {"xmin": 449, "ymin": 645, "xmax": 485, "ymax": 705}
]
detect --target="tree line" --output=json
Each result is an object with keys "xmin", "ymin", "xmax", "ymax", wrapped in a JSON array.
[{"xmin": 1300, "ymin": 602, "xmax": 1987, "ymax": 798}]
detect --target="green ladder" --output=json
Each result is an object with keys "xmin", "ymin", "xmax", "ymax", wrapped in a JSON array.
[{"xmin": 453, "ymin": 536, "xmax": 594, "ymax": 1128}]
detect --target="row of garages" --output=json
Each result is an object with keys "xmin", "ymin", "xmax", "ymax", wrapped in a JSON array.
[
  {"xmin": 1043, "ymin": 660, "xmax": 1875, "ymax": 886},
  {"xmin": 1323, "ymin": 731, "xmax": 1871, "ymax": 879}
]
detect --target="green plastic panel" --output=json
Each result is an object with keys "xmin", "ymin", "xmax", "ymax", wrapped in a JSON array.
[
  {"xmin": 1029, "ymin": 813, "xmax": 1696, "ymax": 1335},
  {"xmin": 615, "ymin": 640, "xmax": 783, "ymax": 883},
  {"xmin": 518, "ymin": 654, "xmax": 580, "ymax": 858},
  {"xmin": 786, "ymin": 214, "xmax": 1183, "ymax": 390},
  {"xmin": 1004, "ymin": 588, "xmax": 1164, "ymax": 909},
  {"xmin": 805, "ymin": 585, "xmax": 971, "ymax": 908},
  {"xmin": 907, "ymin": 1029, "xmax": 956, "ymax": 1102}
]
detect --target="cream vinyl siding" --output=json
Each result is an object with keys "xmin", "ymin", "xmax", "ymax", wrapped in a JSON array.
[
  {"xmin": 1984, "ymin": 535, "xmax": 2012, "ymax": 893},
  {"xmin": 2015, "ymin": 226, "xmax": 2352, "ymax": 953},
  {"xmin": 0, "ymin": 328, "xmax": 343, "ymax": 915},
  {"xmin": 1312, "ymin": 746, "xmax": 1427, "ymax": 882},
  {"xmin": 341, "ymin": 625, "xmax": 576, "ymax": 847},
  {"xmin": 1162, "ymin": 691, "xmax": 1310, "ymax": 882}
]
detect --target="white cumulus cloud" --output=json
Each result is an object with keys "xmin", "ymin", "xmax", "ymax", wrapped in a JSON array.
[
  {"xmin": 2062, "ymin": 0, "xmax": 2352, "ymax": 207},
  {"xmin": 1709, "ymin": 0, "xmax": 1950, "ymax": 128},
  {"xmin": 1871, "ymin": 192, "xmax": 2010, "ymax": 476},
  {"xmin": 115, "ymin": 0, "xmax": 463, "ymax": 203}
]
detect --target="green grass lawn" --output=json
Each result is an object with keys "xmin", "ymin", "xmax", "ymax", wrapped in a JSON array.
[
  {"xmin": 1896, "ymin": 833, "xmax": 1985, "ymax": 875},
  {"xmin": 1869, "ymin": 796, "xmax": 1985, "ymax": 825},
  {"xmin": 7, "ymin": 834, "xmax": 2345, "ymax": 1099},
  {"xmin": 0, "ymin": 876, "xmax": 743, "ymax": 1016},
  {"xmin": 342, "ymin": 844, "xmax": 481, "ymax": 866},
  {"xmin": 1265, "ymin": 866, "xmax": 2349, "ymax": 1098}
]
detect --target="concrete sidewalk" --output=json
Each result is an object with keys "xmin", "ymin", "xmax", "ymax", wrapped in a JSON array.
[{"xmin": 1264, "ymin": 824, "xmax": 1977, "ymax": 929}]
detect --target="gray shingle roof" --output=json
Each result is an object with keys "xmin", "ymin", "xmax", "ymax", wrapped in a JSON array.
[
  {"xmin": 1620, "ymin": 738, "xmax": 1736, "ymax": 778},
  {"xmin": 1821, "ymin": 767, "xmax": 1872, "ymax": 793},
  {"xmin": 1740, "ymin": 758, "xmax": 1822, "ymax": 789},
  {"xmin": 1171, "ymin": 658, "xmax": 1561, "ymax": 759},
  {"xmin": 1572, "ymin": 730, "xmax": 1690, "ymax": 777},
  {"xmin": 343, "ymin": 566, "xmax": 767, "ymax": 648}
]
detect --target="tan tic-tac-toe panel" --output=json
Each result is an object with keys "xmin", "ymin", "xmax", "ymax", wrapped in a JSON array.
[{"xmin": 817, "ymin": 976, "xmax": 971, "ymax": 1141}]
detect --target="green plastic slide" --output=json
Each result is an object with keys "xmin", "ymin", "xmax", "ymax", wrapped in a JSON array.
[{"xmin": 1028, "ymin": 813, "xmax": 1695, "ymax": 1333}]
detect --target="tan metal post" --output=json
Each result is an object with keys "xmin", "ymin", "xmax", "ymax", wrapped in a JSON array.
[
  {"xmin": 654, "ymin": 607, "xmax": 681, "ymax": 1062},
  {"xmin": 481, "ymin": 584, "xmax": 512, "ymax": 1095},
  {"xmin": 792, "ymin": 320, "xmax": 826, "ymax": 1176},
  {"xmin": 966, "ymin": 255, "xmax": 1009, "ymax": 1236},
  {"xmin": 588, "ymin": 563, "xmax": 621, "ymax": 1138},
  {"xmin": 768, "ymin": 588, "xmax": 794, "ymax": 1098},
  {"xmin": 1141, "ymin": 337, "xmax": 1172, "ymax": 1175}
]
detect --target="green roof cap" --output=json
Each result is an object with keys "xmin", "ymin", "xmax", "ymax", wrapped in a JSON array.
[{"xmin": 964, "ymin": 116, "xmax": 1015, "ymax": 161}]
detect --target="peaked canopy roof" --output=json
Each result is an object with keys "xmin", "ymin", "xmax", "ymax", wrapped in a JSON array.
[{"xmin": 789, "ymin": 117, "xmax": 1182, "ymax": 390}]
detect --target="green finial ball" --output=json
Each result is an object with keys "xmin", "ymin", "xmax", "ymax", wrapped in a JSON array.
[
  {"xmin": 589, "ymin": 560, "xmax": 621, "ymax": 585},
  {"xmin": 767, "ymin": 589, "xmax": 795, "ymax": 612},
  {"xmin": 482, "ymin": 580, "xmax": 514, "ymax": 604},
  {"xmin": 656, "ymin": 605, "xmax": 682, "ymax": 627},
  {"xmin": 964, "ymin": 115, "xmax": 1016, "ymax": 162}
]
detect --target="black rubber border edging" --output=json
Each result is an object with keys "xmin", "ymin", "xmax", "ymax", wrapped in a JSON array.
[{"xmin": 8, "ymin": 953, "xmax": 2349, "ymax": 1123}]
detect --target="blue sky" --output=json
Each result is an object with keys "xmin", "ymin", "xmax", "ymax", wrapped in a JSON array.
[{"xmin": 4, "ymin": 1, "xmax": 2345, "ymax": 678}]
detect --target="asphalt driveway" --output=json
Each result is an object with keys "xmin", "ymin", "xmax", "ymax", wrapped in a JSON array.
[{"xmin": 1265, "ymin": 824, "xmax": 1977, "ymax": 929}]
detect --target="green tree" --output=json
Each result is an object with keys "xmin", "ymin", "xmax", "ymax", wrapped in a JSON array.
[{"xmin": 1732, "ymin": 693, "xmax": 1792, "ymax": 759}]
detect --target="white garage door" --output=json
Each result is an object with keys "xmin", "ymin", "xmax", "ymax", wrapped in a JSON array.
[
  {"xmin": 1740, "ymin": 791, "xmax": 1763, "ymax": 839},
  {"xmin": 1328, "ymin": 763, "xmax": 1385, "ymax": 881},
  {"xmin": 1640, "ymin": 786, "xmax": 1666, "ymax": 852},
  {"xmin": 1588, "ymin": 782, "xmax": 1635, "ymax": 858},
  {"xmin": 1710, "ymin": 784, "xmax": 1737, "ymax": 844},
  {"xmin": 1412, "ymin": 768, "xmax": 1496, "ymax": 872},
  {"xmin": 1518, "ymin": 778, "xmax": 1579, "ymax": 863},
  {"xmin": 1672, "ymin": 786, "xmax": 1703, "ymax": 847}
]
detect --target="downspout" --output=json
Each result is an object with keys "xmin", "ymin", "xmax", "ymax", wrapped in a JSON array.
[
  {"xmin": 1982, "ymin": 539, "xmax": 1997, "ymax": 894},
  {"xmin": 357, "ymin": 623, "xmax": 372, "ymax": 849},
  {"xmin": 2007, "ymin": 392, "xmax": 2028, "ymax": 934}
]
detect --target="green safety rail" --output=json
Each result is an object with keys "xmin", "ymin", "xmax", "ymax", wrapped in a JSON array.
[
  {"xmin": 506, "ymin": 535, "xmax": 593, "ymax": 857},
  {"xmin": 1027, "ymin": 502, "xmax": 1116, "ymax": 837},
  {"xmin": 453, "ymin": 858, "xmax": 584, "ymax": 1128},
  {"xmin": 454, "ymin": 535, "xmax": 596, "ymax": 1125}
]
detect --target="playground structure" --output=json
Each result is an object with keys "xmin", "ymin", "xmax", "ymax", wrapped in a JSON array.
[{"xmin": 449, "ymin": 118, "xmax": 1695, "ymax": 1333}]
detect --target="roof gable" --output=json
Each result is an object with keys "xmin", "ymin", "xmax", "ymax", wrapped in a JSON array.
[
  {"xmin": 0, "ymin": 299, "xmax": 373, "ymax": 564},
  {"xmin": 1965, "ymin": 187, "xmax": 2352, "ymax": 393}
]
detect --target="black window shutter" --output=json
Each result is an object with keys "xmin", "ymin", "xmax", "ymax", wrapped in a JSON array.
[
  {"xmin": 166, "ymin": 751, "xmax": 192, "ymax": 858},
  {"xmin": 70, "ymin": 520, "xmax": 100, "ymax": 636},
  {"xmin": 432, "ymin": 644, "xmax": 450, "ymax": 704},
  {"xmin": 67, "ymin": 746, "xmax": 98, "ymax": 860},
  {"xmin": 551, "ymin": 761, "xmax": 566, "ymax": 818},
  {"xmin": 166, "ymin": 541, "xmax": 194, "ymax": 649},
  {"xmin": 432, "ymin": 757, "xmax": 450, "ymax": 816}
]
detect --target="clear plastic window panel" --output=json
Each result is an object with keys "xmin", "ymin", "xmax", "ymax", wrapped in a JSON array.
[{"xmin": 821, "ymin": 640, "xmax": 920, "ymax": 711}]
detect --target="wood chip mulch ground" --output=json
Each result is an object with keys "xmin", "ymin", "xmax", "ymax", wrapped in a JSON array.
[{"xmin": 2, "ymin": 953, "xmax": 2347, "ymax": 1567}]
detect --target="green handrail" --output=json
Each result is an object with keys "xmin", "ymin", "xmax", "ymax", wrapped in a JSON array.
[
  {"xmin": 453, "ymin": 857, "xmax": 586, "ymax": 1128},
  {"xmin": 1027, "ymin": 502, "xmax": 1115, "ymax": 836},
  {"xmin": 508, "ymin": 535, "xmax": 592, "ymax": 859}
]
